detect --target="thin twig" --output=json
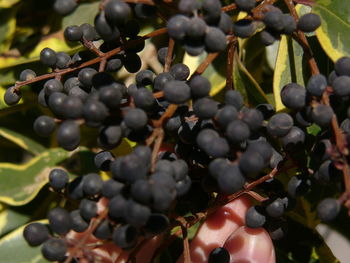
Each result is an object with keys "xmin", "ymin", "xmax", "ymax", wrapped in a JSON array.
[
  {"xmin": 164, "ymin": 38, "xmax": 175, "ymax": 72},
  {"xmin": 226, "ymin": 39, "xmax": 236, "ymax": 90},
  {"xmin": 181, "ymin": 225, "xmax": 191, "ymax": 263}
]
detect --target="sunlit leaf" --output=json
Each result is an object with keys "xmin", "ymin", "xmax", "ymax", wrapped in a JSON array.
[
  {"xmin": 0, "ymin": 127, "xmax": 46, "ymax": 155},
  {"xmin": 314, "ymin": 0, "xmax": 350, "ymax": 61}
]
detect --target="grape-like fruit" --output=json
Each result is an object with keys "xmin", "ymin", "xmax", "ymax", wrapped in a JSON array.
[
  {"xmin": 145, "ymin": 213, "xmax": 169, "ymax": 235},
  {"xmin": 170, "ymin": 63, "xmax": 190, "ymax": 81},
  {"xmin": 40, "ymin": 48, "xmax": 57, "ymax": 67},
  {"xmin": 49, "ymin": 168, "xmax": 68, "ymax": 191},
  {"xmin": 104, "ymin": 0, "xmax": 131, "ymax": 25},
  {"xmin": 202, "ymin": 0, "xmax": 221, "ymax": 24},
  {"xmin": 217, "ymin": 164, "xmax": 245, "ymax": 194},
  {"xmin": 267, "ymin": 113, "xmax": 293, "ymax": 137},
  {"xmin": 239, "ymin": 150, "xmax": 265, "ymax": 176},
  {"xmin": 83, "ymin": 173, "xmax": 103, "ymax": 196},
  {"xmin": 41, "ymin": 238, "xmax": 67, "ymax": 261},
  {"xmin": 334, "ymin": 56, "xmax": 350, "ymax": 76},
  {"xmin": 226, "ymin": 119, "xmax": 250, "ymax": 144},
  {"xmin": 102, "ymin": 179, "xmax": 124, "ymax": 198},
  {"xmin": 287, "ymin": 175, "xmax": 310, "ymax": 198},
  {"xmin": 154, "ymin": 72, "xmax": 174, "ymax": 91},
  {"xmin": 282, "ymin": 14, "xmax": 296, "ymax": 34},
  {"xmin": 33, "ymin": 116, "xmax": 56, "ymax": 137},
  {"xmin": 297, "ymin": 13, "xmax": 321, "ymax": 32},
  {"xmin": 64, "ymin": 25, "xmax": 83, "ymax": 42},
  {"xmin": 266, "ymin": 198, "xmax": 285, "ymax": 218},
  {"xmin": 235, "ymin": 0, "xmax": 255, "ymax": 11},
  {"xmin": 123, "ymin": 52, "xmax": 142, "ymax": 73},
  {"xmin": 245, "ymin": 206, "xmax": 266, "ymax": 228},
  {"xmin": 186, "ymin": 17, "xmax": 206, "ymax": 40},
  {"xmin": 19, "ymin": 69, "xmax": 36, "ymax": 81},
  {"xmin": 205, "ymin": 27, "xmax": 227, "ymax": 52},
  {"xmin": 70, "ymin": 210, "xmax": 89, "ymax": 232},
  {"xmin": 124, "ymin": 199, "xmax": 151, "ymax": 227},
  {"xmin": 124, "ymin": 108, "xmax": 148, "ymax": 130},
  {"xmin": 332, "ymin": 76, "xmax": 350, "ymax": 97},
  {"xmin": 56, "ymin": 52, "xmax": 71, "ymax": 69},
  {"xmin": 306, "ymin": 74, "xmax": 327, "ymax": 97},
  {"xmin": 178, "ymin": 0, "xmax": 200, "ymax": 14},
  {"xmin": 164, "ymin": 80, "xmax": 191, "ymax": 104},
  {"xmin": 281, "ymin": 126, "xmax": 305, "ymax": 150},
  {"xmin": 23, "ymin": 223, "xmax": 49, "ymax": 246},
  {"xmin": 167, "ymin": 15, "xmax": 189, "ymax": 41},
  {"xmin": 4, "ymin": 86, "xmax": 22, "ymax": 105},
  {"xmin": 189, "ymin": 75, "xmax": 211, "ymax": 99},
  {"xmin": 56, "ymin": 120, "xmax": 80, "ymax": 151},
  {"xmin": 53, "ymin": 0, "xmax": 77, "ymax": 15},
  {"xmin": 48, "ymin": 207, "xmax": 72, "ymax": 235},
  {"xmin": 209, "ymin": 247, "xmax": 230, "ymax": 263},
  {"xmin": 193, "ymin": 97, "xmax": 218, "ymax": 119},
  {"xmin": 94, "ymin": 11, "xmax": 120, "ymax": 41},
  {"xmin": 233, "ymin": 19, "xmax": 255, "ymax": 38},
  {"xmin": 112, "ymin": 224, "xmax": 138, "ymax": 249},
  {"xmin": 281, "ymin": 83, "xmax": 306, "ymax": 110},
  {"xmin": 263, "ymin": 10, "xmax": 284, "ymax": 32},
  {"xmin": 215, "ymin": 105, "xmax": 238, "ymax": 128},
  {"xmin": 224, "ymin": 90, "xmax": 243, "ymax": 110},
  {"xmin": 311, "ymin": 104, "xmax": 333, "ymax": 127},
  {"xmin": 79, "ymin": 199, "xmax": 97, "ymax": 221},
  {"xmin": 317, "ymin": 198, "xmax": 340, "ymax": 222}
]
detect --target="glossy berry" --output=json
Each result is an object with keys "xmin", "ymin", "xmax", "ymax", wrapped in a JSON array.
[
  {"xmin": 23, "ymin": 223, "xmax": 49, "ymax": 246},
  {"xmin": 281, "ymin": 83, "xmax": 306, "ymax": 110},
  {"xmin": 41, "ymin": 238, "xmax": 67, "ymax": 261},
  {"xmin": 53, "ymin": 0, "xmax": 77, "ymax": 15},
  {"xmin": 332, "ymin": 76, "xmax": 350, "ymax": 97},
  {"xmin": 49, "ymin": 168, "xmax": 68, "ymax": 191},
  {"xmin": 209, "ymin": 247, "xmax": 230, "ymax": 263},
  {"xmin": 205, "ymin": 27, "xmax": 227, "ymax": 52},
  {"xmin": 167, "ymin": 15, "xmax": 189, "ymax": 41},
  {"xmin": 124, "ymin": 108, "xmax": 148, "ymax": 130},
  {"xmin": 297, "ymin": 13, "xmax": 321, "ymax": 32},
  {"xmin": 64, "ymin": 25, "xmax": 83, "ymax": 41},
  {"xmin": 104, "ymin": 0, "xmax": 131, "ymax": 25},
  {"xmin": 19, "ymin": 69, "xmax": 36, "ymax": 81},
  {"xmin": 317, "ymin": 198, "xmax": 340, "ymax": 222},
  {"xmin": 164, "ymin": 80, "xmax": 191, "ymax": 104},
  {"xmin": 70, "ymin": 210, "xmax": 89, "ymax": 232},
  {"xmin": 170, "ymin": 63, "xmax": 190, "ymax": 81},
  {"xmin": 40, "ymin": 48, "xmax": 57, "ymax": 67},
  {"xmin": 56, "ymin": 120, "xmax": 80, "ymax": 151},
  {"xmin": 306, "ymin": 74, "xmax": 327, "ymax": 97},
  {"xmin": 33, "ymin": 116, "xmax": 56, "ymax": 137},
  {"xmin": 83, "ymin": 173, "xmax": 103, "ymax": 196},
  {"xmin": 245, "ymin": 206, "xmax": 266, "ymax": 228},
  {"xmin": 233, "ymin": 19, "xmax": 255, "ymax": 38},
  {"xmin": 334, "ymin": 57, "xmax": 350, "ymax": 76},
  {"xmin": 113, "ymin": 225, "xmax": 138, "ymax": 249},
  {"xmin": 287, "ymin": 175, "xmax": 310, "ymax": 198},
  {"xmin": 4, "ymin": 86, "xmax": 21, "ymax": 105},
  {"xmin": 48, "ymin": 207, "xmax": 72, "ymax": 235},
  {"xmin": 311, "ymin": 105, "xmax": 333, "ymax": 127},
  {"xmin": 235, "ymin": 0, "xmax": 255, "ymax": 11},
  {"xmin": 267, "ymin": 113, "xmax": 293, "ymax": 137}
]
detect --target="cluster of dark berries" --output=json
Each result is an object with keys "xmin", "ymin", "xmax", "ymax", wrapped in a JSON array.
[
  {"xmin": 2, "ymin": 0, "xmax": 346, "ymax": 262},
  {"xmin": 167, "ymin": 0, "xmax": 233, "ymax": 55},
  {"xmin": 259, "ymin": 5, "xmax": 321, "ymax": 46}
]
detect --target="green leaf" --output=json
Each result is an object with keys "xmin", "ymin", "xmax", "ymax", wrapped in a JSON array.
[
  {"xmin": 62, "ymin": 1, "xmax": 100, "ymax": 28},
  {"xmin": 0, "ymin": 207, "xmax": 30, "ymax": 237},
  {"xmin": 0, "ymin": 7, "xmax": 16, "ymax": 54},
  {"xmin": 0, "ymin": 220, "xmax": 49, "ymax": 263},
  {"xmin": 273, "ymin": 35, "xmax": 310, "ymax": 111},
  {"xmin": 0, "ymin": 127, "xmax": 46, "ymax": 155},
  {"xmin": 314, "ymin": 0, "xmax": 350, "ymax": 61},
  {"xmin": 0, "ymin": 148, "xmax": 71, "ymax": 206},
  {"xmin": 0, "ymin": 0, "xmax": 20, "ymax": 8},
  {"xmin": 233, "ymin": 51, "xmax": 270, "ymax": 106}
]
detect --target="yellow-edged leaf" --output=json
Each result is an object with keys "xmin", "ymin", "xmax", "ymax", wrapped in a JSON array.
[
  {"xmin": 0, "ymin": 127, "xmax": 46, "ymax": 155},
  {"xmin": 0, "ymin": 220, "xmax": 49, "ymax": 263},
  {"xmin": 314, "ymin": 0, "xmax": 350, "ymax": 61},
  {"xmin": 0, "ymin": 148, "xmax": 70, "ymax": 206}
]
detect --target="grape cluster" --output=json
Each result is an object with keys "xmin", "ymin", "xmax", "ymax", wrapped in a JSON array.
[{"xmin": 3, "ymin": 0, "xmax": 346, "ymax": 262}]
